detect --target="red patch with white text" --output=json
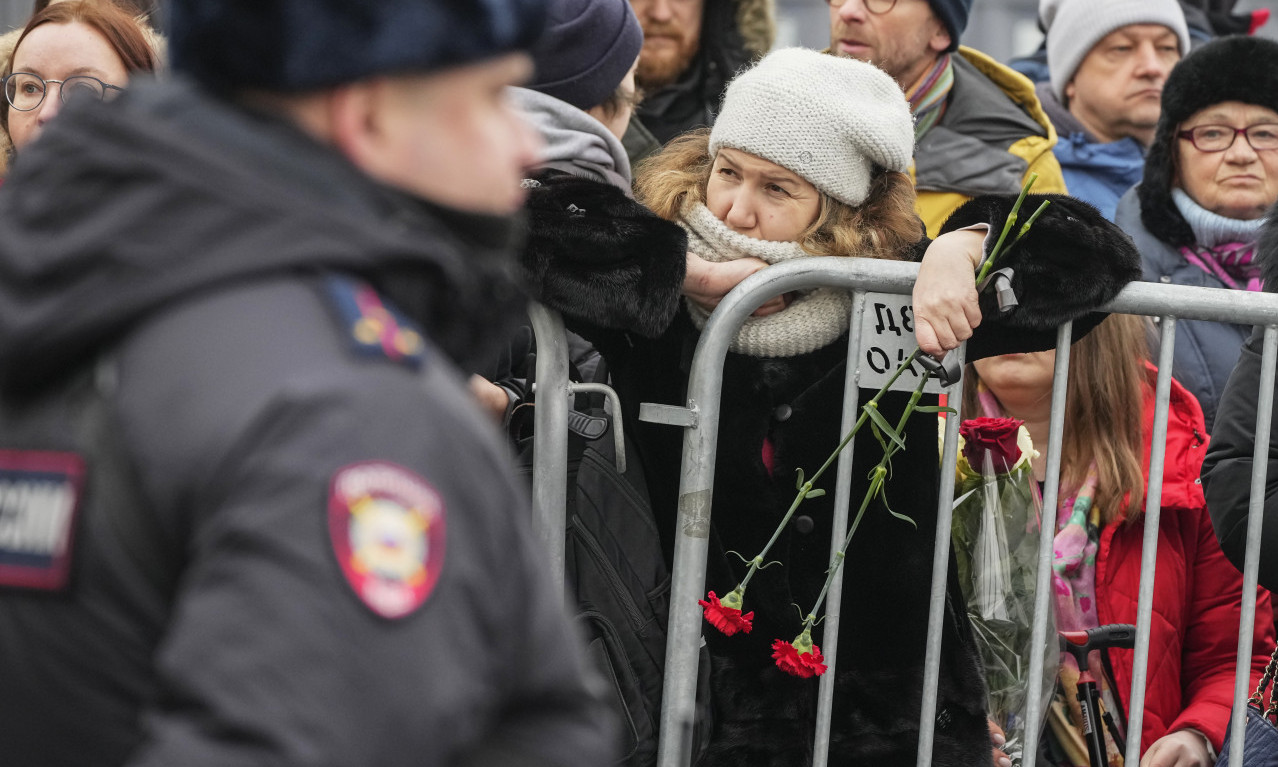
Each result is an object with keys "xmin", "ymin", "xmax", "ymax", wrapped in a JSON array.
[
  {"xmin": 0, "ymin": 450, "xmax": 85, "ymax": 591},
  {"xmin": 328, "ymin": 461, "xmax": 445, "ymax": 619}
]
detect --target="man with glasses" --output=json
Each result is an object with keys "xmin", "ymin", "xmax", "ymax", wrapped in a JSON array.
[
  {"xmin": 1035, "ymin": 0, "xmax": 1190, "ymax": 221},
  {"xmin": 826, "ymin": 0, "xmax": 1068, "ymax": 236},
  {"xmin": 0, "ymin": 1, "xmax": 616, "ymax": 765},
  {"xmin": 622, "ymin": 0, "xmax": 772, "ymax": 165}
]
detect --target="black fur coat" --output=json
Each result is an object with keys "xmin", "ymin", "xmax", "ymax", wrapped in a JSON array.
[{"xmin": 525, "ymin": 181, "xmax": 1140, "ymax": 766}]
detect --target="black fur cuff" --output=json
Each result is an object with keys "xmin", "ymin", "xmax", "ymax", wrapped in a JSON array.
[
  {"xmin": 942, "ymin": 193, "xmax": 1141, "ymax": 330},
  {"xmin": 520, "ymin": 173, "xmax": 687, "ymax": 338}
]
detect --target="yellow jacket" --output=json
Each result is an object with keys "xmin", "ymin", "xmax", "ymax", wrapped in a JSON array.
[{"xmin": 911, "ymin": 47, "xmax": 1067, "ymax": 237}]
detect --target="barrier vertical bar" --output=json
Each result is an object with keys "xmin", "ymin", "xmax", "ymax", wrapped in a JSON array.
[
  {"xmin": 1124, "ymin": 316, "xmax": 1178, "ymax": 766},
  {"xmin": 527, "ymin": 302, "xmax": 569, "ymax": 591},
  {"xmin": 1226, "ymin": 325, "xmax": 1278, "ymax": 767},
  {"xmin": 1022, "ymin": 320, "xmax": 1074, "ymax": 766},
  {"xmin": 812, "ymin": 291, "xmax": 869, "ymax": 767},
  {"xmin": 655, "ymin": 401, "xmax": 715, "ymax": 767},
  {"xmin": 916, "ymin": 342, "xmax": 968, "ymax": 767}
]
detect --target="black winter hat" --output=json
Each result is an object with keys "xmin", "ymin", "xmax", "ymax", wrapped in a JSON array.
[
  {"xmin": 166, "ymin": 0, "xmax": 549, "ymax": 92},
  {"xmin": 527, "ymin": 0, "xmax": 643, "ymax": 111},
  {"xmin": 928, "ymin": 0, "xmax": 973, "ymax": 53},
  {"xmin": 1139, "ymin": 35, "xmax": 1278, "ymax": 248}
]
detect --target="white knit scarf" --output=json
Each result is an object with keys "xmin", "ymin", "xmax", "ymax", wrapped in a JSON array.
[{"xmin": 681, "ymin": 202, "xmax": 852, "ymax": 358}]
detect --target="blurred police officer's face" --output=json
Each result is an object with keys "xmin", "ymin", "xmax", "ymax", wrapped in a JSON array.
[
  {"xmin": 336, "ymin": 53, "xmax": 540, "ymax": 215},
  {"xmin": 1065, "ymin": 24, "xmax": 1180, "ymax": 147},
  {"xmin": 631, "ymin": 0, "xmax": 703, "ymax": 90}
]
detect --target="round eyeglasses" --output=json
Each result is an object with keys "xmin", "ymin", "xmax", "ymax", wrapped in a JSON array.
[
  {"xmin": 825, "ymin": 0, "xmax": 899, "ymax": 13},
  {"xmin": 3, "ymin": 72, "xmax": 124, "ymax": 112},
  {"xmin": 1177, "ymin": 124, "xmax": 1278, "ymax": 153}
]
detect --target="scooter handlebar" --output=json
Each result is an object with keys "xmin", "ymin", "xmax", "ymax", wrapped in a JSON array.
[{"xmin": 1059, "ymin": 624, "xmax": 1137, "ymax": 667}]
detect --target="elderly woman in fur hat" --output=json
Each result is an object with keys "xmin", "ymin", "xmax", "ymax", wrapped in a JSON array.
[
  {"xmin": 1115, "ymin": 36, "xmax": 1278, "ymax": 432},
  {"xmin": 527, "ymin": 47, "xmax": 1140, "ymax": 766}
]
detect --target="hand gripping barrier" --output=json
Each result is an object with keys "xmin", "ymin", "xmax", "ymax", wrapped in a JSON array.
[{"xmin": 525, "ymin": 257, "xmax": 1278, "ymax": 767}]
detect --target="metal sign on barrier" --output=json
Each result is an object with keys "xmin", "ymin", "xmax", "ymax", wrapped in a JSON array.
[{"xmin": 857, "ymin": 293, "xmax": 944, "ymax": 394}]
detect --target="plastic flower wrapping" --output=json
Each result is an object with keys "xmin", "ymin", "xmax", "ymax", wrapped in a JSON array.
[{"xmin": 951, "ymin": 417, "xmax": 1057, "ymax": 766}]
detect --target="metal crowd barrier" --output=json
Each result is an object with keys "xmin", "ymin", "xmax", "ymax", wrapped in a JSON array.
[{"xmin": 525, "ymin": 256, "xmax": 1278, "ymax": 767}]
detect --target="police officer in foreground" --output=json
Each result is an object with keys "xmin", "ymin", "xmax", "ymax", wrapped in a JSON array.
[{"xmin": 0, "ymin": 1, "xmax": 616, "ymax": 765}]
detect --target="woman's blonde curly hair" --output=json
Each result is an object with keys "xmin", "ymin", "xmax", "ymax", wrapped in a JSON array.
[{"xmin": 633, "ymin": 128, "xmax": 923, "ymax": 260}]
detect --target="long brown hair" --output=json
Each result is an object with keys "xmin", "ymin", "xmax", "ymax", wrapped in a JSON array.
[
  {"xmin": 2, "ymin": 1, "xmax": 158, "ymax": 133},
  {"xmin": 633, "ymin": 128, "xmax": 922, "ymax": 260},
  {"xmin": 962, "ymin": 314, "xmax": 1152, "ymax": 523}
]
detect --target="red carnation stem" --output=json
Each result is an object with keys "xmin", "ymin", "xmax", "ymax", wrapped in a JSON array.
[
  {"xmin": 792, "ymin": 374, "xmax": 928, "ymax": 645},
  {"xmin": 737, "ymin": 348, "xmax": 922, "ymax": 594},
  {"xmin": 727, "ymin": 175, "xmax": 1046, "ymax": 672}
]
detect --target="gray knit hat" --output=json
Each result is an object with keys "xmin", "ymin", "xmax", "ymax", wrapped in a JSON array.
[
  {"xmin": 709, "ymin": 49, "xmax": 914, "ymax": 208},
  {"xmin": 1041, "ymin": 0, "xmax": 1190, "ymax": 102}
]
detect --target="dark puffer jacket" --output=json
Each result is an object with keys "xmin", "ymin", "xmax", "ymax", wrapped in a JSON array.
[
  {"xmin": 529, "ymin": 186, "xmax": 1141, "ymax": 765},
  {"xmin": 1202, "ymin": 205, "xmax": 1278, "ymax": 591},
  {"xmin": 0, "ymin": 79, "xmax": 615, "ymax": 767}
]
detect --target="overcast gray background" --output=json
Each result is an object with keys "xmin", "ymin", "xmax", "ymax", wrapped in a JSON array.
[{"xmin": 0, "ymin": 0, "xmax": 1273, "ymax": 84}]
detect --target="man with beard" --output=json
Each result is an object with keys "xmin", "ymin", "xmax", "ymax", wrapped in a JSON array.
[
  {"xmin": 0, "ymin": 0, "xmax": 616, "ymax": 765},
  {"xmin": 622, "ymin": 0, "xmax": 773, "ymax": 165},
  {"xmin": 827, "ymin": 0, "xmax": 1069, "ymax": 236}
]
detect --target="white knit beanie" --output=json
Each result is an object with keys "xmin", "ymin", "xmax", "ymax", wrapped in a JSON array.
[
  {"xmin": 708, "ymin": 48, "xmax": 914, "ymax": 208},
  {"xmin": 1041, "ymin": 0, "xmax": 1190, "ymax": 103}
]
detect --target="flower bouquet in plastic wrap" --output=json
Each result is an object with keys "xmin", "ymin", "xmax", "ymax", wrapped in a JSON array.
[{"xmin": 951, "ymin": 417, "xmax": 1056, "ymax": 766}]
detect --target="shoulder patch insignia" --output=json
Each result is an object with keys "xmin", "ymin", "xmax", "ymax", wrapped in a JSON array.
[
  {"xmin": 323, "ymin": 274, "xmax": 426, "ymax": 368},
  {"xmin": 328, "ymin": 461, "xmax": 446, "ymax": 619},
  {"xmin": 0, "ymin": 449, "xmax": 85, "ymax": 591}
]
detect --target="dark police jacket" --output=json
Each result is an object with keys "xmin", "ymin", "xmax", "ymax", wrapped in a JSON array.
[{"xmin": 0, "ymin": 78, "xmax": 615, "ymax": 767}]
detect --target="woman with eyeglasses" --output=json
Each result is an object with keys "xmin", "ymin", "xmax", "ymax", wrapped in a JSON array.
[
  {"xmin": 1, "ymin": 0, "xmax": 158, "ymax": 164},
  {"xmin": 1115, "ymin": 35, "xmax": 1278, "ymax": 432}
]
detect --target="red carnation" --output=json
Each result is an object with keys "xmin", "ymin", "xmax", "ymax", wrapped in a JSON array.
[
  {"xmin": 700, "ymin": 590, "xmax": 754, "ymax": 636},
  {"xmin": 771, "ymin": 632, "xmax": 827, "ymax": 678},
  {"xmin": 960, "ymin": 417, "xmax": 1024, "ymax": 474}
]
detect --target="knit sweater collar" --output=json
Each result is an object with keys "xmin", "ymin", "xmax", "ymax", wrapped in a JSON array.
[
  {"xmin": 1171, "ymin": 188, "xmax": 1267, "ymax": 248},
  {"xmin": 680, "ymin": 202, "xmax": 852, "ymax": 358}
]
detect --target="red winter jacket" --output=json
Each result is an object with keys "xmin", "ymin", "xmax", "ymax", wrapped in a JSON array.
[{"xmin": 1096, "ymin": 366, "xmax": 1274, "ymax": 754}]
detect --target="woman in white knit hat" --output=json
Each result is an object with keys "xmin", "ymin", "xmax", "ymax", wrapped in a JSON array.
[{"xmin": 529, "ymin": 47, "xmax": 1142, "ymax": 765}]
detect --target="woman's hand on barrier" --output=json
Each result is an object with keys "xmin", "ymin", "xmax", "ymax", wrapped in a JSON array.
[
  {"xmin": 683, "ymin": 251, "xmax": 789, "ymax": 317},
  {"xmin": 1139, "ymin": 729, "xmax": 1211, "ymax": 767},
  {"xmin": 468, "ymin": 375, "xmax": 512, "ymax": 423},
  {"xmin": 912, "ymin": 228, "xmax": 986, "ymax": 358},
  {"xmin": 988, "ymin": 718, "xmax": 1011, "ymax": 767}
]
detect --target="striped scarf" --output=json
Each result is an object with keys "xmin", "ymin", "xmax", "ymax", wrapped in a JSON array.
[
  {"xmin": 905, "ymin": 54, "xmax": 953, "ymax": 141},
  {"xmin": 1172, "ymin": 188, "xmax": 1266, "ymax": 291},
  {"xmin": 1180, "ymin": 242, "xmax": 1263, "ymax": 292}
]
